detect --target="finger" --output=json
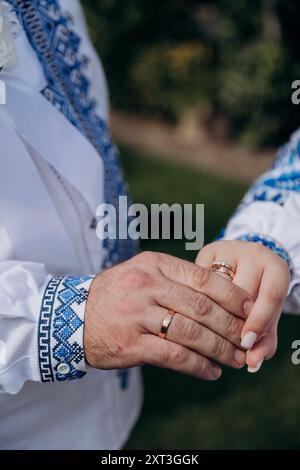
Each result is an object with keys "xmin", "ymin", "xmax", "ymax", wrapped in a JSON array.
[
  {"xmin": 246, "ymin": 320, "xmax": 278, "ymax": 372},
  {"xmin": 196, "ymin": 242, "xmax": 238, "ymax": 279},
  {"xmin": 196, "ymin": 248, "xmax": 233, "ymax": 281},
  {"xmin": 240, "ymin": 264, "xmax": 289, "ymax": 349},
  {"xmin": 140, "ymin": 333, "xmax": 222, "ymax": 381},
  {"xmin": 195, "ymin": 246, "xmax": 215, "ymax": 267},
  {"xmin": 232, "ymin": 259, "xmax": 263, "ymax": 299},
  {"xmin": 144, "ymin": 308, "xmax": 246, "ymax": 368},
  {"xmin": 158, "ymin": 253, "xmax": 253, "ymax": 318},
  {"xmin": 154, "ymin": 279, "xmax": 245, "ymax": 347}
]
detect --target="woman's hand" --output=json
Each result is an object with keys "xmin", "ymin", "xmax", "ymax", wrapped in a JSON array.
[
  {"xmin": 84, "ymin": 251, "xmax": 253, "ymax": 380},
  {"xmin": 196, "ymin": 240, "xmax": 291, "ymax": 372}
]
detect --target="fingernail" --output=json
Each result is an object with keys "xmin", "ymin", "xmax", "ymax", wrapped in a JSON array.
[
  {"xmin": 240, "ymin": 331, "xmax": 258, "ymax": 349},
  {"xmin": 212, "ymin": 366, "xmax": 222, "ymax": 379},
  {"xmin": 234, "ymin": 349, "xmax": 246, "ymax": 366},
  {"xmin": 247, "ymin": 359, "xmax": 263, "ymax": 373},
  {"xmin": 243, "ymin": 300, "xmax": 254, "ymax": 316}
]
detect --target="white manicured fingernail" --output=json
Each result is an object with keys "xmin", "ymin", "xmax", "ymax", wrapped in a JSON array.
[
  {"xmin": 240, "ymin": 331, "xmax": 258, "ymax": 349},
  {"xmin": 247, "ymin": 359, "xmax": 263, "ymax": 373}
]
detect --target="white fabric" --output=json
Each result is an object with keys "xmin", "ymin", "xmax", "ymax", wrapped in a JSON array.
[
  {"xmin": 0, "ymin": 0, "xmax": 142, "ymax": 450},
  {"xmin": 223, "ymin": 137, "xmax": 300, "ymax": 314}
]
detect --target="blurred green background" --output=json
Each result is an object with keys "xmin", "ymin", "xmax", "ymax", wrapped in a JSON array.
[
  {"xmin": 121, "ymin": 146, "xmax": 300, "ymax": 450},
  {"xmin": 81, "ymin": 0, "xmax": 300, "ymax": 449},
  {"xmin": 83, "ymin": 0, "xmax": 300, "ymax": 147}
]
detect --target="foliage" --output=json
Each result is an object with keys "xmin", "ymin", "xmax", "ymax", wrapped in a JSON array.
[
  {"xmin": 130, "ymin": 41, "xmax": 213, "ymax": 121},
  {"xmin": 82, "ymin": 0, "xmax": 300, "ymax": 147}
]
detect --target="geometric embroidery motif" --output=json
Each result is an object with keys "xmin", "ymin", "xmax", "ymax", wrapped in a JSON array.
[
  {"xmin": 52, "ymin": 276, "xmax": 90, "ymax": 381},
  {"xmin": 9, "ymin": 0, "xmax": 137, "ymax": 270},
  {"xmin": 263, "ymin": 170, "xmax": 300, "ymax": 192},
  {"xmin": 235, "ymin": 132, "xmax": 300, "ymax": 211},
  {"xmin": 38, "ymin": 276, "xmax": 92, "ymax": 382},
  {"xmin": 9, "ymin": 0, "xmax": 134, "ymax": 389},
  {"xmin": 243, "ymin": 186, "xmax": 288, "ymax": 206},
  {"xmin": 38, "ymin": 277, "xmax": 61, "ymax": 382}
]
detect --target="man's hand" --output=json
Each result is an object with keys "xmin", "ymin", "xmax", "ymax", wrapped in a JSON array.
[
  {"xmin": 196, "ymin": 240, "xmax": 290, "ymax": 372},
  {"xmin": 84, "ymin": 251, "xmax": 253, "ymax": 380}
]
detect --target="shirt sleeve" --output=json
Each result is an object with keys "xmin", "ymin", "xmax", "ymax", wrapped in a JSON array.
[
  {"xmin": 0, "ymin": 251, "xmax": 94, "ymax": 394},
  {"xmin": 221, "ymin": 128, "xmax": 300, "ymax": 314}
]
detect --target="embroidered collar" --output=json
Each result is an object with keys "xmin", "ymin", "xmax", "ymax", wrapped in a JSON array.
[{"xmin": 8, "ymin": 0, "xmax": 137, "ymax": 267}]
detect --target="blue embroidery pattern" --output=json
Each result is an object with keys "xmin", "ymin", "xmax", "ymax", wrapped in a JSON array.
[
  {"xmin": 238, "ymin": 130, "xmax": 300, "ymax": 210},
  {"xmin": 263, "ymin": 171, "xmax": 300, "ymax": 191},
  {"xmin": 272, "ymin": 143, "xmax": 298, "ymax": 169},
  {"xmin": 9, "ymin": 0, "xmax": 137, "ymax": 269},
  {"xmin": 39, "ymin": 276, "xmax": 93, "ymax": 382},
  {"xmin": 237, "ymin": 233, "xmax": 293, "ymax": 276},
  {"xmin": 242, "ymin": 185, "xmax": 288, "ymax": 207},
  {"xmin": 10, "ymin": 0, "xmax": 134, "ymax": 388},
  {"xmin": 38, "ymin": 277, "xmax": 61, "ymax": 382},
  {"xmin": 117, "ymin": 369, "xmax": 131, "ymax": 391}
]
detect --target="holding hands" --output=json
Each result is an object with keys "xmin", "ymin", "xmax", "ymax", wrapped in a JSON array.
[
  {"xmin": 84, "ymin": 240, "xmax": 290, "ymax": 379},
  {"xmin": 84, "ymin": 251, "xmax": 252, "ymax": 380},
  {"xmin": 196, "ymin": 240, "xmax": 291, "ymax": 372}
]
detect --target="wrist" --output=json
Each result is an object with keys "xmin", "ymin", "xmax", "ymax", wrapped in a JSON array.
[
  {"xmin": 236, "ymin": 233, "xmax": 293, "ymax": 276},
  {"xmin": 84, "ymin": 273, "xmax": 103, "ymax": 368}
]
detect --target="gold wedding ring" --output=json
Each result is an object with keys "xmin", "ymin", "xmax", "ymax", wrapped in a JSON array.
[
  {"xmin": 209, "ymin": 261, "xmax": 236, "ymax": 280},
  {"xmin": 159, "ymin": 309, "xmax": 175, "ymax": 339}
]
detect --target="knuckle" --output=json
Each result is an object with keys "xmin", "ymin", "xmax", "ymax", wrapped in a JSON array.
[
  {"xmin": 122, "ymin": 268, "xmax": 152, "ymax": 290},
  {"xmin": 195, "ymin": 245, "xmax": 211, "ymax": 264},
  {"xmin": 192, "ymin": 356, "xmax": 207, "ymax": 377},
  {"xmin": 182, "ymin": 319, "xmax": 200, "ymax": 342},
  {"xmin": 171, "ymin": 314, "xmax": 184, "ymax": 335},
  {"xmin": 193, "ymin": 266, "xmax": 211, "ymax": 289},
  {"xmin": 278, "ymin": 256, "xmax": 290, "ymax": 272},
  {"xmin": 194, "ymin": 293, "xmax": 212, "ymax": 317},
  {"xmin": 166, "ymin": 346, "xmax": 187, "ymax": 366},
  {"xmin": 210, "ymin": 336, "xmax": 226, "ymax": 358},
  {"xmin": 223, "ymin": 282, "xmax": 236, "ymax": 306},
  {"xmin": 193, "ymin": 364, "xmax": 205, "ymax": 378},
  {"xmin": 223, "ymin": 313, "xmax": 240, "ymax": 339},
  {"xmin": 138, "ymin": 250, "xmax": 159, "ymax": 265},
  {"xmin": 252, "ymin": 242, "xmax": 266, "ymax": 254},
  {"xmin": 171, "ymin": 347, "xmax": 188, "ymax": 365}
]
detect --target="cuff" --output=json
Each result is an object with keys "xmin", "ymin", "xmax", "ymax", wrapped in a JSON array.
[{"xmin": 38, "ymin": 275, "xmax": 94, "ymax": 383}]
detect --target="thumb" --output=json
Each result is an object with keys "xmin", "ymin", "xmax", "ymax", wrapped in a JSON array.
[
  {"xmin": 240, "ymin": 266, "xmax": 288, "ymax": 350},
  {"xmin": 245, "ymin": 321, "xmax": 278, "ymax": 373}
]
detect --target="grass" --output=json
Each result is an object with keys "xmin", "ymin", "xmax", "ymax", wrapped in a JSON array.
[{"xmin": 119, "ymin": 144, "xmax": 300, "ymax": 450}]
